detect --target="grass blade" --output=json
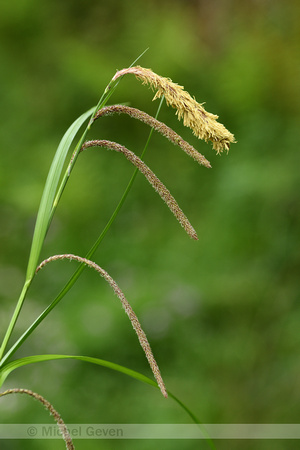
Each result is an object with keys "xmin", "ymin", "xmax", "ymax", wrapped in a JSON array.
[
  {"xmin": 25, "ymin": 107, "xmax": 94, "ymax": 282},
  {"xmin": 0, "ymin": 108, "xmax": 94, "ymax": 361},
  {"xmin": 0, "ymin": 354, "xmax": 216, "ymax": 448},
  {"xmin": 0, "ymin": 354, "xmax": 155, "ymax": 389}
]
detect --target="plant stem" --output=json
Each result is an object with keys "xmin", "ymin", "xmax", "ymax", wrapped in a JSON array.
[
  {"xmin": 50, "ymin": 91, "xmax": 115, "ymax": 220},
  {"xmin": 87, "ymin": 98, "xmax": 165, "ymax": 255},
  {"xmin": 0, "ymin": 280, "xmax": 31, "ymax": 361},
  {"xmin": 49, "ymin": 48, "xmax": 149, "ymax": 221}
]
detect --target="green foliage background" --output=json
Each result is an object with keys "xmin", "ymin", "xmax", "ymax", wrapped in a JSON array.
[{"xmin": 0, "ymin": 0, "xmax": 299, "ymax": 449}]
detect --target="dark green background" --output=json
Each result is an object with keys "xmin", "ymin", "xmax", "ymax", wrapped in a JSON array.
[{"xmin": 0, "ymin": 1, "xmax": 299, "ymax": 449}]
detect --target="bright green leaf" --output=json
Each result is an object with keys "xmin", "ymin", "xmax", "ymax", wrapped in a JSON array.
[{"xmin": 25, "ymin": 107, "xmax": 94, "ymax": 281}]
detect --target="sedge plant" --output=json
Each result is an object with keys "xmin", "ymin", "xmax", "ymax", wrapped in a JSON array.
[{"xmin": 0, "ymin": 56, "xmax": 235, "ymax": 448}]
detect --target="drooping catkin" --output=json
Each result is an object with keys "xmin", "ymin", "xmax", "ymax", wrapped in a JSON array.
[
  {"xmin": 82, "ymin": 140, "xmax": 198, "ymax": 240},
  {"xmin": 0, "ymin": 389, "xmax": 74, "ymax": 449},
  {"xmin": 36, "ymin": 254, "xmax": 168, "ymax": 398},
  {"xmin": 95, "ymin": 105, "xmax": 211, "ymax": 168},
  {"xmin": 111, "ymin": 66, "xmax": 236, "ymax": 154}
]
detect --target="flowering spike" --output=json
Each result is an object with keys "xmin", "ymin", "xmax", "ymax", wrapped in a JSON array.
[
  {"xmin": 36, "ymin": 254, "xmax": 168, "ymax": 398},
  {"xmin": 82, "ymin": 140, "xmax": 198, "ymax": 240},
  {"xmin": 95, "ymin": 105, "xmax": 211, "ymax": 168},
  {"xmin": 111, "ymin": 66, "xmax": 236, "ymax": 154},
  {"xmin": 0, "ymin": 389, "xmax": 74, "ymax": 449}
]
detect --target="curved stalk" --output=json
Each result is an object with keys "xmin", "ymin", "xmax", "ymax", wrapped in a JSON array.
[{"xmin": 0, "ymin": 281, "xmax": 31, "ymax": 361}]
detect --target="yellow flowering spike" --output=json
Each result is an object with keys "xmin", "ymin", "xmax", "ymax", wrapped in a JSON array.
[{"xmin": 112, "ymin": 66, "xmax": 236, "ymax": 154}]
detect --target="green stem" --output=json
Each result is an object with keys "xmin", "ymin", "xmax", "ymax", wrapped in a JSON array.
[
  {"xmin": 87, "ymin": 96, "xmax": 165, "ymax": 255},
  {"xmin": 0, "ymin": 280, "xmax": 31, "ymax": 361},
  {"xmin": 49, "ymin": 46, "xmax": 147, "ymax": 221},
  {"xmin": 50, "ymin": 89, "xmax": 117, "ymax": 221},
  {"xmin": 0, "ymin": 96, "xmax": 164, "ymax": 368}
]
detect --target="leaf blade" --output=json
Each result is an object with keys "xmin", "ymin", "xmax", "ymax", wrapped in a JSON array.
[
  {"xmin": 0, "ymin": 354, "xmax": 215, "ymax": 448},
  {"xmin": 26, "ymin": 107, "xmax": 94, "ymax": 281}
]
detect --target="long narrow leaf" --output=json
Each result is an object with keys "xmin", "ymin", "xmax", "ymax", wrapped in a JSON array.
[
  {"xmin": 0, "ymin": 354, "xmax": 156, "ymax": 390},
  {"xmin": 0, "ymin": 354, "xmax": 215, "ymax": 448},
  {"xmin": 25, "ymin": 107, "xmax": 94, "ymax": 281},
  {"xmin": 0, "ymin": 354, "xmax": 212, "ymax": 446}
]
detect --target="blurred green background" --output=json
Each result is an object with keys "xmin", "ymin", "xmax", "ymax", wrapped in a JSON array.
[{"xmin": 0, "ymin": 0, "xmax": 299, "ymax": 449}]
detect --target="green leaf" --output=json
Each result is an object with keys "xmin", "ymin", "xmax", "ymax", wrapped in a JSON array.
[
  {"xmin": 0, "ymin": 354, "xmax": 215, "ymax": 448},
  {"xmin": 25, "ymin": 107, "xmax": 95, "ymax": 282},
  {"xmin": 0, "ymin": 354, "xmax": 156, "ymax": 390}
]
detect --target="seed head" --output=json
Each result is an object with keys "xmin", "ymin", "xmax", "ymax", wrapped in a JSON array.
[
  {"xmin": 36, "ymin": 254, "xmax": 168, "ymax": 398},
  {"xmin": 0, "ymin": 389, "xmax": 74, "ymax": 449},
  {"xmin": 112, "ymin": 66, "xmax": 236, "ymax": 154},
  {"xmin": 82, "ymin": 140, "xmax": 198, "ymax": 240},
  {"xmin": 95, "ymin": 105, "xmax": 211, "ymax": 168}
]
